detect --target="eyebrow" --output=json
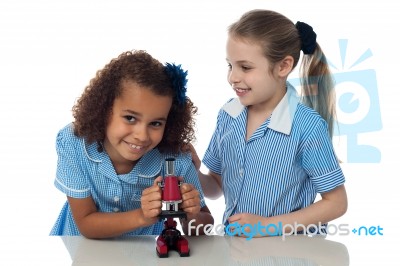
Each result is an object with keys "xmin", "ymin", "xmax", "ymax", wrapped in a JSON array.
[
  {"xmin": 122, "ymin": 109, "xmax": 168, "ymax": 121},
  {"xmin": 226, "ymin": 58, "xmax": 253, "ymax": 64}
]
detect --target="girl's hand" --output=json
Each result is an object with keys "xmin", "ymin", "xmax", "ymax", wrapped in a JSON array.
[
  {"xmin": 228, "ymin": 213, "xmax": 269, "ymax": 238},
  {"xmin": 179, "ymin": 178, "xmax": 201, "ymax": 219},
  {"xmin": 140, "ymin": 176, "xmax": 163, "ymax": 226},
  {"xmin": 183, "ymin": 143, "xmax": 201, "ymax": 171}
]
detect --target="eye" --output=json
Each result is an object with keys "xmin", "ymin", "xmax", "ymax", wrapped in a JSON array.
[
  {"xmin": 227, "ymin": 63, "xmax": 232, "ymax": 70},
  {"xmin": 241, "ymin": 65, "xmax": 251, "ymax": 71},
  {"xmin": 124, "ymin": 115, "xmax": 136, "ymax": 123},
  {"xmin": 150, "ymin": 121, "xmax": 163, "ymax": 127}
]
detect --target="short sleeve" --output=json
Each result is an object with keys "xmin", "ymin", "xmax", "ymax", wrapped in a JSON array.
[
  {"xmin": 54, "ymin": 125, "xmax": 91, "ymax": 198},
  {"xmin": 202, "ymin": 111, "xmax": 223, "ymax": 175},
  {"xmin": 302, "ymin": 120, "xmax": 345, "ymax": 193}
]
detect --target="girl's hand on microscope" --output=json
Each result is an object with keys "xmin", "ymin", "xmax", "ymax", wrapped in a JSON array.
[
  {"xmin": 140, "ymin": 176, "xmax": 163, "ymax": 226},
  {"xmin": 179, "ymin": 177, "xmax": 201, "ymax": 218}
]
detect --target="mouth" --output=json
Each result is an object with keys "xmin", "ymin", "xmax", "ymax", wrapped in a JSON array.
[
  {"xmin": 234, "ymin": 87, "xmax": 250, "ymax": 93},
  {"xmin": 233, "ymin": 86, "xmax": 251, "ymax": 96},
  {"xmin": 130, "ymin": 144, "xmax": 143, "ymax": 150},
  {"xmin": 125, "ymin": 141, "xmax": 145, "ymax": 151}
]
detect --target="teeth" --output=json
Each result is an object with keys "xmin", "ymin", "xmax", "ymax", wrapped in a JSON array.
[
  {"xmin": 236, "ymin": 88, "xmax": 248, "ymax": 92},
  {"xmin": 130, "ymin": 144, "xmax": 142, "ymax": 150}
]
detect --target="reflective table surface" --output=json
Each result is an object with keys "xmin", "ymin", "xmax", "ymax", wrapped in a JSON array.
[{"xmin": 4, "ymin": 235, "xmax": 350, "ymax": 266}]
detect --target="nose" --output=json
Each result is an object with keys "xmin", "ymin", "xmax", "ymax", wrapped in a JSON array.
[
  {"xmin": 227, "ymin": 67, "xmax": 240, "ymax": 85},
  {"xmin": 133, "ymin": 124, "xmax": 149, "ymax": 142}
]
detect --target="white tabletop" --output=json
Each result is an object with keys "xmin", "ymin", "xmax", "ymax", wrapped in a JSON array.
[{"xmin": 3, "ymin": 235, "xmax": 349, "ymax": 266}]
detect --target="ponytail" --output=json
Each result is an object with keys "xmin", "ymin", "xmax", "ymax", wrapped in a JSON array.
[
  {"xmin": 228, "ymin": 10, "xmax": 337, "ymax": 137},
  {"xmin": 299, "ymin": 44, "xmax": 336, "ymax": 138}
]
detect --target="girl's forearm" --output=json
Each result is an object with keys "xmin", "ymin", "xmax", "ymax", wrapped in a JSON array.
[
  {"xmin": 263, "ymin": 185, "xmax": 348, "ymax": 234},
  {"xmin": 181, "ymin": 207, "xmax": 214, "ymax": 235},
  {"xmin": 77, "ymin": 209, "xmax": 155, "ymax": 239},
  {"xmin": 198, "ymin": 171, "xmax": 223, "ymax": 199}
]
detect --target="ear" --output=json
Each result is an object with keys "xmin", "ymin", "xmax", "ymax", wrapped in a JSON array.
[{"xmin": 276, "ymin": 56, "xmax": 294, "ymax": 78}]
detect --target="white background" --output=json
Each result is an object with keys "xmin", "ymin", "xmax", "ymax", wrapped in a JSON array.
[{"xmin": 1, "ymin": 0, "xmax": 399, "ymax": 264}]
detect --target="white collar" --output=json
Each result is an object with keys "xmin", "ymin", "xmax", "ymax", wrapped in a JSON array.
[{"xmin": 222, "ymin": 82, "xmax": 299, "ymax": 135}]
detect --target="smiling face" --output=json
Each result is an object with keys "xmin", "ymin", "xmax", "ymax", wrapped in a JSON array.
[
  {"xmin": 103, "ymin": 80, "xmax": 172, "ymax": 174},
  {"xmin": 226, "ymin": 36, "xmax": 286, "ymax": 111}
]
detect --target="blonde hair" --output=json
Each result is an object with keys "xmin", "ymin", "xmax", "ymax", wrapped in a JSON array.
[{"xmin": 228, "ymin": 9, "xmax": 336, "ymax": 137}]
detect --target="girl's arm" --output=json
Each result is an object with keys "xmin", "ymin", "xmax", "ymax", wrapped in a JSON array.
[
  {"xmin": 67, "ymin": 177, "xmax": 164, "ymax": 239},
  {"xmin": 198, "ymin": 170, "xmax": 223, "ymax": 200},
  {"xmin": 185, "ymin": 143, "xmax": 223, "ymax": 199},
  {"xmin": 178, "ymin": 182, "xmax": 214, "ymax": 235},
  {"xmin": 180, "ymin": 205, "xmax": 214, "ymax": 236},
  {"xmin": 228, "ymin": 184, "xmax": 348, "ymax": 237},
  {"xmin": 268, "ymin": 184, "xmax": 347, "ymax": 233}
]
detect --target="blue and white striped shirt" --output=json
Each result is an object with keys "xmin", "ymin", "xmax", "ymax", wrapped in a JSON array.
[
  {"xmin": 50, "ymin": 123, "xmax": 206, "ymax": 236},
  {"xmin": 203, "ymin": 83, "xmax": 345, "ymax": 225}
]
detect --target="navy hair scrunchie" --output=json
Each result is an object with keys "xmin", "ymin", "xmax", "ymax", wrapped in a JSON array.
[{"xmin": 295, "ymin": 21, "xmax": 317, "ymax": 54}]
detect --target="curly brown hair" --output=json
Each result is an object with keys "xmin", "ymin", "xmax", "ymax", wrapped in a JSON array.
[{"xmin": 72, "ymin": 50, "xmax": 197, "ymax": 154}]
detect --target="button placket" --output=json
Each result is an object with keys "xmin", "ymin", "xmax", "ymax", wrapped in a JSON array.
[
  {"xmin": 238, "ymin": 140, "xmax": 245, "ymax": 178},
  {"xmin": 113, "ymin": 195, "xmax": 120, "ymax": 212}
]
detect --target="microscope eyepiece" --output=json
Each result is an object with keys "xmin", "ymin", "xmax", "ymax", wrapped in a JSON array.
[{"xmin": 165, "ymin": 158, "xmax": 175, "ymax": 176}]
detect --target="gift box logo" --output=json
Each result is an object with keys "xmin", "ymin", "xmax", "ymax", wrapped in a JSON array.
[{"xmin": 289, "ymin": 39, "xmax": 382, "ymax": 163}]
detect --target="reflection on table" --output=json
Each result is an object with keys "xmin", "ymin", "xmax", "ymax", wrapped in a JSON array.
[{"xmin": 61, "ymin": 234, "xmax": 349, "ymax": 266}]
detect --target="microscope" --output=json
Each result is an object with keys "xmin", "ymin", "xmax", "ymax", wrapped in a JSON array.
[{"xmin": 156, "ymin": 158, "xmax": 190, "ymax": 258}]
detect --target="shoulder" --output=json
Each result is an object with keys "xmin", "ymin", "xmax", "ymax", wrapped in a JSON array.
[
  {"xmin": 212, "ymin": 98, "xmax": 245, "ymax": 128},
  {"xmin": 56, "ymin": 123, "xmax": 98, "ymax": 162},
  {"xmin": 293, "ymin": 103, "xmax": 329, "ymax": 137},
  {"xmin": 295, "ymin": 103, "xmax": 326, "ymax": 125},
  {"xmin": 221, "ymin": 98, "xmax": 244, "ymax": 118},
  {"xmin": 56, "ymin": 123, "xmax": 81, "ymax": 148}
]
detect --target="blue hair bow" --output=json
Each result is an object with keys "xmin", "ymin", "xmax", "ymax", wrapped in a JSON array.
[{"xmin": 165, "ymin": 63, "xmax": 188, "ymax": 105}]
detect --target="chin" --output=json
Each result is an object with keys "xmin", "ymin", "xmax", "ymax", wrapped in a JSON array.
[{"xmin": 238, "ymin": 97, "xmax": 252, "ymax": 107}]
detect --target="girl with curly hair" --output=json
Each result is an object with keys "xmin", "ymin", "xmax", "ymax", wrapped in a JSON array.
[{"xmin": 50, "ymin": 50, "xmax": 213, "ymax": 238}]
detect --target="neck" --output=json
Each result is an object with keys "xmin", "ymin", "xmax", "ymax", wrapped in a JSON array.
[
  {"xmin": 249, "ymin": 86, "xmax": 286, "ymax": 116},
  {"xmin": 245, "ymin": 85, "xmax": 286, "ymax": 140}
]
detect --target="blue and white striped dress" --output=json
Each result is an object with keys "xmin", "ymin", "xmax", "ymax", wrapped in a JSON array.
[
  {"xmin": 50, "ymin": 123, "xmax": 206, "ymax": 236},
  {"xmin": 203, "ymin": 83, "xmax": 345, "ymax": 225}
]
